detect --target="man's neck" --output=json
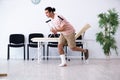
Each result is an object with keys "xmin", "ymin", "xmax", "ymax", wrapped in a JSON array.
[{"xmin": 51, "ymin": 13, "xmax": 55, "ymax": 19}]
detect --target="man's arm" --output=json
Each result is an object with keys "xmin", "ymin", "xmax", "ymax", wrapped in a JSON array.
[
  {"xmin": 54, "ymin": 25, "xmax": 65, "ymax": 32},
  {"xmin": 50, "ymin": 25, "xmax": 65, "ymax": 34}
]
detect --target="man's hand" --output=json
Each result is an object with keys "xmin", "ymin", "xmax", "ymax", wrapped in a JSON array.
[{"xmin": 50, "ymin": 27, "xmax": 57, "ymax": 34}]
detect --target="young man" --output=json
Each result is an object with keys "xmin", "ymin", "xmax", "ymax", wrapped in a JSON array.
[{"xmin": 45, "ymin": 7, "xmax": 89, "ymax": 67}]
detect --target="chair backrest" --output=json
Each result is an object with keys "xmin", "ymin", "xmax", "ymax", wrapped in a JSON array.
[
  {"xmin": 29, "ymin": 33, "xmax": 44, "ymax": 43},
  {"xmin": 48, "ymin": 33, "xmax": 60, "ymax": 38},
  {"xmin": 76, "ymin": 35, "xmax": 82, "ymax": 40},
  {"xmin": 48, "ymin": 33, "xmax": 60, "ymax": 44},
  {"xmin": 75, "ymin": 24, "xmax": 91, "ymax": 39},
  {"xmin": 9, "ymin": 34, "xmax": 25, "ymax": 44}
]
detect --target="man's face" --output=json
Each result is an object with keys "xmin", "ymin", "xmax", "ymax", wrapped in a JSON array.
[{"xmin": 45, "ymin": 10, "xmax": 52, "ymax": 18}]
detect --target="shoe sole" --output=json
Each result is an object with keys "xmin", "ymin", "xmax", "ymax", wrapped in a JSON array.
[{"xmin": 59, "ymin": 64, "xmax": 67, "ymax": 67}]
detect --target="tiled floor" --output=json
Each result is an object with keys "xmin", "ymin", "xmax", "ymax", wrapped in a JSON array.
[{"xmin": 0, "ymin": 59, "xmax": 120, "ymax": 80}]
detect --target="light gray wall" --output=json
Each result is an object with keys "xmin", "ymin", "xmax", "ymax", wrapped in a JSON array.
[{"xmin": 0, "ymin": 0, "xmax": 120, "ymax": 59}]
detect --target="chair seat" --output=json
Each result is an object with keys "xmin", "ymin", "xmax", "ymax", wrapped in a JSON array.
[
  {"xmin": 28, "ymin": 43, "xmax": 37, "ymax": 47},
  {"xmin": 47, "ymin": 42, "xmax": 58, "ymax": 47},
  {"xmin": 28, "ymin": 43, "xmax": 45, "ymax": 47},
  {"xmin": 76, "ymin": 42, "xmax": 83, "ymax": 46},
  {"xmin": 8, "ymin": 43, "xmax": 25, "ymax": 47}
]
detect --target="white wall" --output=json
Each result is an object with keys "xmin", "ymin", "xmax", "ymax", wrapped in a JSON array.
[{"xmin": 0, "ymin": 0, "xmax": 120, "ymax": 59}]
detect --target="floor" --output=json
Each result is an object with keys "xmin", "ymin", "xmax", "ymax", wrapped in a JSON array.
[{"xmin": 0, "ymin": 59, "xmax": 120, "ymax": 80}]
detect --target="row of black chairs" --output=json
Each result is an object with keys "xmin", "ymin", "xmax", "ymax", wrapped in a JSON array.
[{"xmin": 7, "ymin": 33, "xmax": 83, "ymax": 60}]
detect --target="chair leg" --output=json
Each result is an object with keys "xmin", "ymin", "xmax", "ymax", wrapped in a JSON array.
[
  {"xmin": 27, "ymin": 45, "xmax": 29, "ymax": 60},
  {"xmin": 7, "ymin": 45, "xmax": 10, "ymax": 60},
  {"xmin": 65, "ymin": 46, "xmax": 67, "ymax": 60},
  {"xmin": 81, "ymin": 52, "xmax": 84, "ymax": 60},
  {"xmin": 47, "ymin": 46, "xmax": 49, "ymax": 60},
  {"xmin": 24, "ymin": 45, "xmax": 25, "ymax": 60},
  {"xmin": 43, "ymin": 45, "xmax": 45, "ymax": 60},
  {"xmin": 81, "ymin": 45, "xmax": 84, "ymax": 60}
]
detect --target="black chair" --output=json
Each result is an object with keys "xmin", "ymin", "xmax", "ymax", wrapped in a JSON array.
[
  {"xmin": 27, "ymin": 33, "xmax": 45, "ymax": 60},
  {"xmin": 7, "ymin": 34, "xmax": 25, "ymax": 60},
  {"xmin": 47, "ymin": 33, "xmax": 60, "ymax": 60}
]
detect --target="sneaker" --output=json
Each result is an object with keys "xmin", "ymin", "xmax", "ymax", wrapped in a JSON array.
[{"xmin": 84, "ymin": 49, "xmax": 89, "ymax": 60}]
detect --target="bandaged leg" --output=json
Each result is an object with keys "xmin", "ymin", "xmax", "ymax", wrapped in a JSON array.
[{"xmin": 59, "ymin": 54, "xmax": 67, "ymax": 67}]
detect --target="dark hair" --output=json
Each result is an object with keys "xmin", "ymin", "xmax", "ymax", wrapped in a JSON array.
[{"xmin": 45, "ymin": 7, "xmax": 56, "ymax": 12}]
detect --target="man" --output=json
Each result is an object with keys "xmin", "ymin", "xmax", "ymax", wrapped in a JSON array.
[{"xmin": 45, "ymin": 7, "xmax": 89, "ymax": 67}]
